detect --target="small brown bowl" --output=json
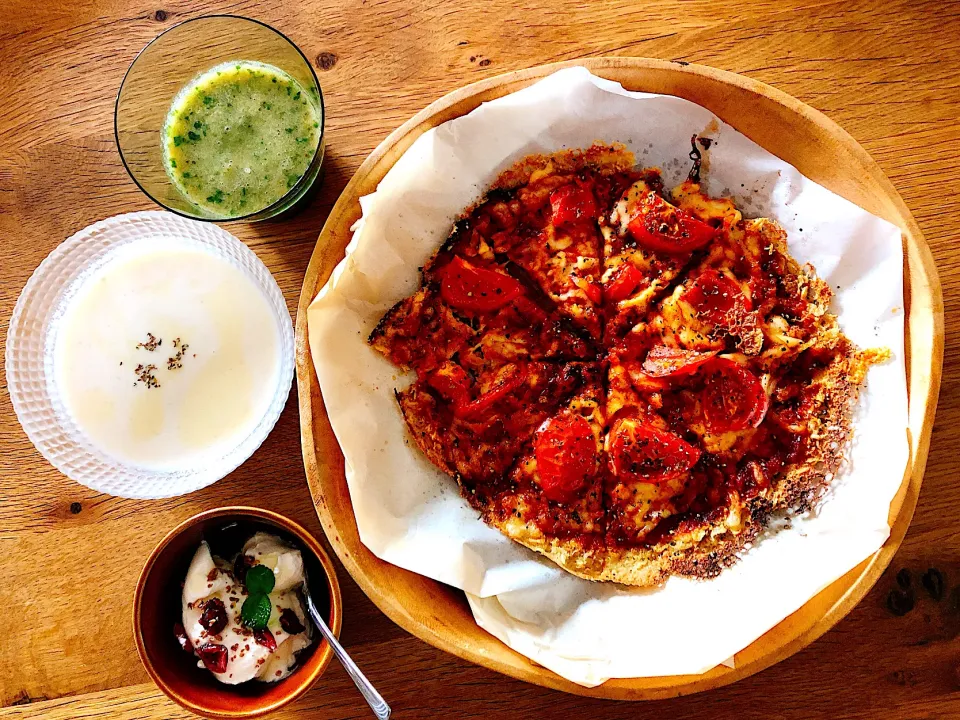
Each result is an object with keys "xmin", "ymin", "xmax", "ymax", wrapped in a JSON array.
[{"xmin": 134, "ymin": 507, "xmax": 343, "ymax": 718}]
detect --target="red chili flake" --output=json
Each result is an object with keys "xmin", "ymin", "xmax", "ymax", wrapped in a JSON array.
[
  {"xmin": 167, "ymin": 340, "xmax": 190, "ymax": 370},
  {"xmin": 134, "ymin": 363, "xmax": 160, "ymax": 388}
]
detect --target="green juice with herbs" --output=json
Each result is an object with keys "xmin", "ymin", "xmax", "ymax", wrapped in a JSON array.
[{"xmin": 162, "ymin": 61, "xmax": 322, "ymax": 218}]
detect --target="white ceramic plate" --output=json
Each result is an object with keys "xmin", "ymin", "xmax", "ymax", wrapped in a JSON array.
[{"xmin": 6, "ymin": 211, "xmax": 294, "ymax": 498}]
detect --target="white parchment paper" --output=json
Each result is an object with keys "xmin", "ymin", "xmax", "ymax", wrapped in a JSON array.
[{"xmin": 307, "ymin": 67, "xmax": 908, "ymax": 685}]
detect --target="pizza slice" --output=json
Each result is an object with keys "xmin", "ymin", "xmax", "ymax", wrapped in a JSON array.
[
  {"xmin": 502, "ymin": 176, "xmax": 606, "ymax": 340},
  {"xmin": 649, "ymin": 210, "xmax": 778, "ymax": 358},
  {"xmin": 462, "ymin": 146, "xmax": 636, "ymax": 342},
  {"xmin": 395, "ymin": 361, "xmax": 599, "ymax": 503},
  {"xmin": 478, "ymin": 366, "xmax": 608, "ymax": 579},
  {"xmin": 597, "ymin": 332, "xmax": 783, "ymax": 584},
  {"xmin": 599, "ymin": 310, "xmax": 873, "ymax": 584},
  {"xmin": 604, "ymin": 349, "xmax": 706, "ymax": 546},
  {"xmin": 600, "ymin": 173, "xmax": 744, "ymax": 342},
  {"xmin": 652, "ymin": 213, "xmax": 841, "ymax": 362},
  {"xmin": 368, "ymin": 284, "xmax": 475, "ymax": 375},
  {"xmin": 369, "ymin": 253, "xmax": 593, "ymax": 377}
]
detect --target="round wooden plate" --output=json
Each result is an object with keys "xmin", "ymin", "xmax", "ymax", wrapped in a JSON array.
[{"xmin": 295, "ymin": 57, "xmax": 943, "ymax": 699}]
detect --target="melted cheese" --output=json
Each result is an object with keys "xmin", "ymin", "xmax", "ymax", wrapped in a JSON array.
[{"xmin": 671, "ymin": 180, "xmax": 741, "ymax": 227}]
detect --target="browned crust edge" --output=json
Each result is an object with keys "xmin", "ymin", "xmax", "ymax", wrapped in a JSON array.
[{"xmin": 491, "ymin": 143, "xmax": 636, "ymax": 191}]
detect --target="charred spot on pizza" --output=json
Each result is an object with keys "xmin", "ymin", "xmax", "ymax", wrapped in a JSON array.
[{"xmin": 369, "ymin": 143, "xmax": 885, "ymax": 587}]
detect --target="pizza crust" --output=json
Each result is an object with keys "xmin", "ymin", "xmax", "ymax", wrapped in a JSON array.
[
  {"xmin": 491, "ymin": 143, "xmax": 635, "ymax": 191},
  {"xmin": 495, "ymin": 514, "xmax": 608, "ymax": 580}
]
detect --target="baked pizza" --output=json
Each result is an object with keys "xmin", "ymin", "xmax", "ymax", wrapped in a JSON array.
[{"xmin": 369, "ymin": 141, "xmax": 886, "ymax": 587}]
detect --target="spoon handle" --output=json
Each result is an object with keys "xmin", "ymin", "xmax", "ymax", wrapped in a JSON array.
[{"xmin": 305, "ymin": 593, "xmax": 391, "ymax": 720}]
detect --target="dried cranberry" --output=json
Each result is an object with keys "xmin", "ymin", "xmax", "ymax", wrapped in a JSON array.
[
  {"xmin": 199, "ymin": 598, "xmax": 228, "ymax": 635},
  {"xmin": 197, "ymin": 643, "xmax": 228, "ymax": 673},
  {"xmin": 253, "ymin": 628, "xmax": 277, "ymax": 652},
  {"xmin": 233, "ymin": 553, "xmax": 255, "ymax": 583},
  {"xmin": 173, "ymin": 622, "xmax": 194, "ymax": 653},
  {"xmin": 279, "ymin": 608, "xmax": 306, "ymax": 635}
]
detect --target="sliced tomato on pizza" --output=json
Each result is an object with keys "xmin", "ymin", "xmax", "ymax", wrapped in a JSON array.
[
  {"xmin": 699, "ymin": 357, "xmax": 769, "ymax": 433},
  {"xmin": 438, "ymin": 255, "xmax": 523, "ymax": 312},
  {"xmin": 481, "ymin": 372, "xmax": 607, "ymax": 557},
  {"xmin": 604, "ymin": 414, "xmax": 704, "ymax": 545}
]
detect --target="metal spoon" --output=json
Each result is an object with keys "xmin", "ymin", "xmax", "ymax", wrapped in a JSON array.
[{"xmin": 300, "ymin": 572, "xmax": 391, "ymax": 720}]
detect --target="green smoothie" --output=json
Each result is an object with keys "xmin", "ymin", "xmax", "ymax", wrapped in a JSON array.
[{"xmin": 162, "ymin": 61, "xmax": 322, "ymax": 218}]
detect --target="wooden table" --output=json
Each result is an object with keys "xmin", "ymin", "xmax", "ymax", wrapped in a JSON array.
[{"xmin": 1, "ymin": 1, "xmax": 957, "ymax": 717}]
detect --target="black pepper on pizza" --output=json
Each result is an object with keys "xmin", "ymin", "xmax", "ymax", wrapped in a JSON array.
[{"xmin": 368, "ymin": 141, "xmax": 887, "ymax": 587}]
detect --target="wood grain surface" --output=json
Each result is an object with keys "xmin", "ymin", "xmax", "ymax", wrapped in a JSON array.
[{"xmin": 0, "ymin": 0, "xmax": 957, "ymax": 718}]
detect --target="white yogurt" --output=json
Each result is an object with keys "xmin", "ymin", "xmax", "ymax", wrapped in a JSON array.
[
  {"xmin": 182, "ymin": 536, "xmax": 313, "ymax": 684},
  {"xmin": 53, "ymin": 244, "xmax": 281, "ymax": 470}
]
